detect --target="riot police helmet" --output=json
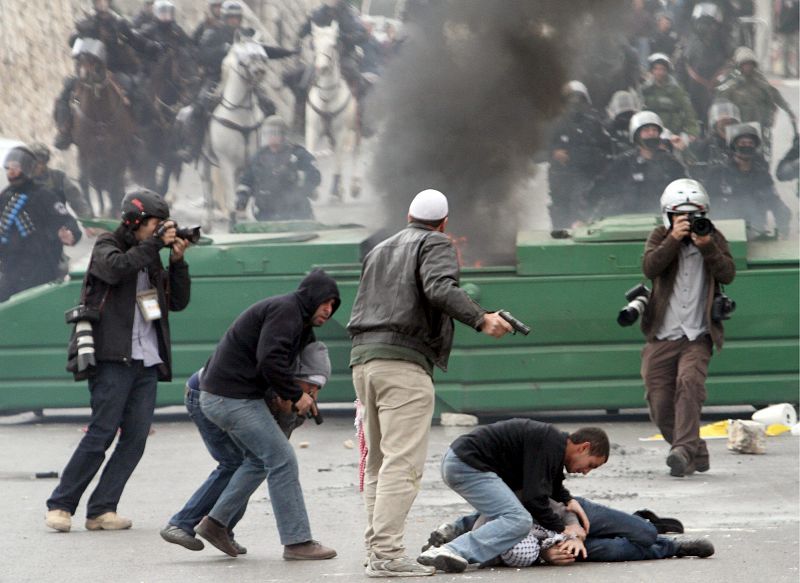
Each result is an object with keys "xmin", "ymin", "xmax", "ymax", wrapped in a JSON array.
[
  {"xmin": 629, "ymin": 110, "xmax": 664, "ymax": 143},
  {"xmin": 607, "ymin": 90, "xmax": 639, "ymax": 120},
  {"xmin": 121, "ymin": 188, "xmax": 170, "ymax": 229},
  {"xmin": 562, "ymin": 80, "xmax": 591, "ymax": 105},
  {"xmin": 3, "ymin": 146, "xmax": 38, "ymax": 181},
  {"xmin": 734, "ymin": 46, "xmax": 758, "ymax": 67},
  {"xmin": 647, "ymin": 52, "xmax": 672, "ymax": 71},
  {"xmin": 28, "ymin": 142, "xmax": 51, "ymax": 165},
  {"xmin": 660, "ymin": 179, "xmax": 710, "ymax": 228},
  {"xmin": 727, "ymin": 123, "xmax": 761, "ymax": 150},
  {"xmin": 692, "ymin": 2, "xmax": 722, "ymax": 22},
  {"xmin": 153, "ymin": 0, "xmax": 175, "ymax": 22},
  {"xmin": 72, "ymin": 37, "xmax": 108, "ymax": 64},
  {"xmin": 221, "ymin": 0, "xmax": 243, "ymax": 18},
  {"xmin": 708, "ymin": 100, "xmax": 740, "ymax": 130}
]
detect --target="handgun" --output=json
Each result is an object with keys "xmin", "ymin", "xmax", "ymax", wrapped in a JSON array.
[{"xmin": 498, "ymin": 310, "xmax": 532, "ymax": 335}]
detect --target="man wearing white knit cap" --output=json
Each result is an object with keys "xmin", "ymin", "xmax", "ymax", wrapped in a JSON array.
[{"xmin": 347, "ymin": 188, "xmax": 512, "ymax": 577}]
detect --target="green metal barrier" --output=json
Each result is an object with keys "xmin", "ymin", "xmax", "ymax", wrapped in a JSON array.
[{"xmin": 0, "ymin": 216, "xmax": 797, "ymax": 414}]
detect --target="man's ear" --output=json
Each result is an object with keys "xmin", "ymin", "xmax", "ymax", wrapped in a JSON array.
[{"xmin": 578, "ymin": 442, "xmax": 590, "ymax": 455}]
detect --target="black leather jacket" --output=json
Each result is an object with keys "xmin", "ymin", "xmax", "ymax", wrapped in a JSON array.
[
  {"xmin": 83, "ymin": 226, "xmax": 191, "ymax": 381},
  {"xmin": 347, "ymin": 223, "xmax": 486, "ymax": 372}
]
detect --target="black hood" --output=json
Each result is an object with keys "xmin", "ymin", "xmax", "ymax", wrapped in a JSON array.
[{"xmin": 295, "ymin": 268, "xmax": 341, "ymax": 321}]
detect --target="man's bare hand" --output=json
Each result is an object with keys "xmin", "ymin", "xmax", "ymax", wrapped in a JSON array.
[
  {"xmin": 670, "ymin": 214, "xmax": 691, "ymax": 241},
  {"xmin": 293, "ymin": 391, "xmax": 314, "ymax": 416},
  {"xmin": 542, "ymin": 545, "xmax": 576, "ymax": 565},
  {"xmin": 691, "ymin": 232, "xmax": 712, "ymax": 247},
  {"xmin": 481, "ymin": 312, "xmax": 513, "ymax": 338},
  {"xmin": 566, "ymin": 499, "xmax": 590, "ymax": 535},
  {"xmin": 552, "ymin": 149, "xmax": 570, "ymax": 165},
  {"xmin": 58, "ymin": 226, "xmax": 76, "ymax": 246},
  {"xmin": 560, "ymin": 537, "xmax": 587, "ymax": 559},
  {"xmin": 563, "ymin": 522, "xmax": 586, "ymax": 540},
  {"xmin": 170, "ymin": 236, "xmax": 188, "ymax": 262}
]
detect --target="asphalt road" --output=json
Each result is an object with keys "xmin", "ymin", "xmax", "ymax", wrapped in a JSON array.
[{"xmin": 0, "ymin": 410, "xmax": 797, "ymax": 583}]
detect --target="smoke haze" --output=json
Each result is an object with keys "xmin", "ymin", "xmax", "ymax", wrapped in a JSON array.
[{"xmin": 369, "ymin": 0, "xmax": 627, "ymax": 263}]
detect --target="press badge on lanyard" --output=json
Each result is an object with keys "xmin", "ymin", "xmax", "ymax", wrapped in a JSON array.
[{"xmin": 136, "ymin": 289, "xmax": 162, "ymax": 321}]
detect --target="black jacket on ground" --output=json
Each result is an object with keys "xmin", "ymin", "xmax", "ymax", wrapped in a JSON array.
[
  {"xmin": 347, "ymin": 223, "xmax": 486, "ymax": 372},
  {"xmin": 451, "ymin": 419, "xmax": 572, "ymax": 532},
  {"xmin": 201, "ymin": 269, "xmax": 340, "ymax": 402},
  {"xmin": 84, "ymin": 226, "xmax": 191, "ymax": 381}
]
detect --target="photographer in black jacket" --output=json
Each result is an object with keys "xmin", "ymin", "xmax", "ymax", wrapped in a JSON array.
[{"xmin": 46, "ymin": 188, "xmax": 191, "ymax": 533}]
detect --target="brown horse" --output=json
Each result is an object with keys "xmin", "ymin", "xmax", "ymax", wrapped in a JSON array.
[
  {"xmin": 70, "ymin": 52, "xmax": 136, "ymax": 218},
  {"xmin": 135, "ymin": 43, "xmax": 200, "ymax": 196}
]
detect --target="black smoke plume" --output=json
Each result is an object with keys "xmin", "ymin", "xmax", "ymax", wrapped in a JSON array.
[{"xmin": 369, "ymin": 0, "xmax": 627, "ymax": 264}]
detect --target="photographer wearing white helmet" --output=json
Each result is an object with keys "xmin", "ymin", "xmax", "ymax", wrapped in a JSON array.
[{"xmin": 640, "ymin": 179, "xmax": 735, "ymax": 478}]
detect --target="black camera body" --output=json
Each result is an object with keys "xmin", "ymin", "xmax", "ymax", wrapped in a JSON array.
[
  {"xmin": 156, "ymin": 221, "xmax": 202, "ymax": 245},
  {"xmin": 65, "ymin": 304, "xmax": 101, "ymax": 325},
  {"xmin": 711, "ymin": 291, "xmax": 736, "ymax": 322},
  {"xmin": 617, "ymin": 283, "xmax": 651, "ymax": 327}
]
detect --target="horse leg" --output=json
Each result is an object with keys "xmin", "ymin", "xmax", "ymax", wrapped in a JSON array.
[
  {"xmin": 349, "ymin": 121, "xmax": 362, "ymax": 199},
  {"xmin": 78, "ymin": 163, "xmax": 97, "ymax": 217}
]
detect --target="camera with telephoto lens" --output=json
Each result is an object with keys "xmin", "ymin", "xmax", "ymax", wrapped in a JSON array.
[
  {"xmin": 65, "ymin": 305, "xmax": 100, "ymax": 372},
  {"xmin": 689, "ymin": 214, "xmax": 714, "ymax": 237},
  {"xmin": 156, "ymin": 221, "xmax": 202, "ymax": 245},
  {"xmin": 617, "ymin": 283, "xmax": 651, "ymax": 327},
  {"xmin": 711, "ymin": 290, "xmax": 736, "ymax": 322}
]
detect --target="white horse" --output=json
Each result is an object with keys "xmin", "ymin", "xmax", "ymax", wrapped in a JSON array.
[
  {"xmin": 200, "ymin": 38, "xmax": 269, "ymax": 229},
  {"xmin": 306, "ymin": 22, "xmax": 361, "ymax": 200}
]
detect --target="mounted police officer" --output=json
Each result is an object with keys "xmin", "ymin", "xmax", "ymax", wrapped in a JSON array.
[
  {"xmin": 716, "ymin": 46, "xmax": 798, "ymax": 161},
  {"xmin": 180, "ymin": 1, "xmax": 293, "ymax": 162},
  {"xmin": 139, "ymin": 1, "xmax": 192, "ymax": 54},
  {"xmin": 55, "ymin": 0, "xmax": 161, "ymax": 150},
  {"xmin": 547, "ymin": 81, "xmax": 612, "ymax": 229},
  {"xmin": 589, "ymin": 111, "xmax": 687, "ymax": 218},
  {"xmin": 641, "ymin": 53, "xmax": 700, "ymax": 140},
  {"xmin": 0, "ymin": 147, "xmax": 82, "ymax": 302},
  {"xmin": 606, "ymin": 90, "xmax": 640, "ymax": 157},
  {"xmin": 235, "ymin": 116, "xmax": 321, "ymax": 221},
  {"xmin": 703, "ymin": 123, "xmax": 792, "ymax": 238},
  {"xmin": 131, "ymin": 0, "xmax": 156, "ymax": 30}
]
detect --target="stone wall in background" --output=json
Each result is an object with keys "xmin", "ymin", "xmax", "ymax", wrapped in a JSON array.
[{"xmin": 0, "ymin": 0, "xmax": 316, "ymax": 170}]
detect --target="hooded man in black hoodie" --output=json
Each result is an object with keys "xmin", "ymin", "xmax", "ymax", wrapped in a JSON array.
[{"xmin": 195, "ymin": 269, "xmax": 340, "ymax": 561}]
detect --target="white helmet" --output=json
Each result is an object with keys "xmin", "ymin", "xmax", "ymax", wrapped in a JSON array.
[
  {"xmin": 708, "ymin": 100, "xmax": 740, "ymax": 128},
  {"xmin": 734, "ymin": 46, "xmax": 758, "ymax": 67},
  {"xmin": 660, "ymin": 179, "xmax": 710, "ymax": 227},
  {"xmin": 629, "ymin": 111, "xmax": 664, "ymax": 143},
  {"xmin": 647, "ymin": 52, "xmax": 672, "ymax": 71},
  {"xmin": 692, "ymin": 2, "xmax": 722, "ymax": 22},
  {"xmin": 563, "ymin": 80, "xmax": 591, "ymax": 104},
  {"xmin": 607, "ymin": 90, "xmax": 639, "ymax": 119},
  {"xmin": 71, "ymin": 37, "xmax": 107, "ymax": 64}
]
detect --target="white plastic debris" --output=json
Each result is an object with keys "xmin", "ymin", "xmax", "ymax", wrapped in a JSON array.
[{"xmin": 751, "ymin": 403, "xmax": 797, "ymax": 427}]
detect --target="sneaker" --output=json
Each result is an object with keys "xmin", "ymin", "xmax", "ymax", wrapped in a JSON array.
[
  {"xmin": 417, "ymin": 546, "xmax": 468, "ymax": 573},
  {"xmin": 421, "ymin": 522, "xmax": 460, "ymax": 552},
  {"xmin": 230, "ymin": 537, "xmax": 247, "ymax": 555},
  {"xmin": 195, "ymin": 516, "xmax": 238, "ymax": 557},
  {"xmin": 283, "ymin": 540, "xmax": 337, "ymax": 560},
  {"xmin": 666, "ymin": 448, "xmax": 691, "ymax": 477},
  {"xmin": 45, "ymin": 509, "xmax": 72, "ymax": 533},
  {"xmin": 366, "ymin": 555, "xmax": 435, "ymax": 578},
  {"xmin": 160, "ymin": 524, "xmax": 204, "ymax": 551},
  {"xmin": 85, "ymin": 512, "xmax": 132, "ymax": 531},
  {"xmin": 674, "ymin": 536, "xmax": 715, "ymax": 558}
]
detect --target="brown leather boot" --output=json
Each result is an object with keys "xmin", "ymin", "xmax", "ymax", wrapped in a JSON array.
[
  {"xmin": 283, "ymin": 540, "xmax": 337, "ymax": 560},
  {"xmin": 195, "ymin": 516, "xmax": 238, "ymax": 557}
]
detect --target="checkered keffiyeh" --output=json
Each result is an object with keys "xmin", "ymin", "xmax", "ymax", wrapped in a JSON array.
[{"xmin": 500, "ymin": 525, "xmax": 567, "ymax": 567}]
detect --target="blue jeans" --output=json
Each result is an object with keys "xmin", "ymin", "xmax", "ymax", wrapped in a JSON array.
[
  {"xmin": 575, "ymin": 497, "xmax": 677, "ymax": 561},
  {"xmin": 199, "ymin": 392, "xmax": 312, "ymax": 545},
  {"xmin": 169, "ymin": 387, "xmax": 247, "ymax": 535},
  {"xmin": 441, "ymin": 448, "xmax": 533, "ymax": 564},
  {"xmin": 47, "ymin": 361, "xmax": 158, "ymax": 517}
]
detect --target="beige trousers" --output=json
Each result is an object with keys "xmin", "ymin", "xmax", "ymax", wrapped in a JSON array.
[{"xmin": 352, "ymin": 359, "xmax": 435, "ymax": 559}]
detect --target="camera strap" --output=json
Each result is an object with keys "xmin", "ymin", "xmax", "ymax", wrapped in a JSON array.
[{"xmin": 78, "ymin": 255, "xmax": 110, "ymax": 316}]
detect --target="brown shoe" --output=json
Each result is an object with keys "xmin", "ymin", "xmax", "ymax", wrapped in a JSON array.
[
  {"xmin": 283, "ymin": 540, "xmax": 337, "ymax": 560},
  {"xmin": 45, "ymin": 509, "xmax": 72, "ymax": 532},
  {"xmin": 195, "ymin": 516, "xmax": 238, "ymax": 557},
  {"xmin": 85, "ymin": 512, "xmax": 132, "ymax": 531}
]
